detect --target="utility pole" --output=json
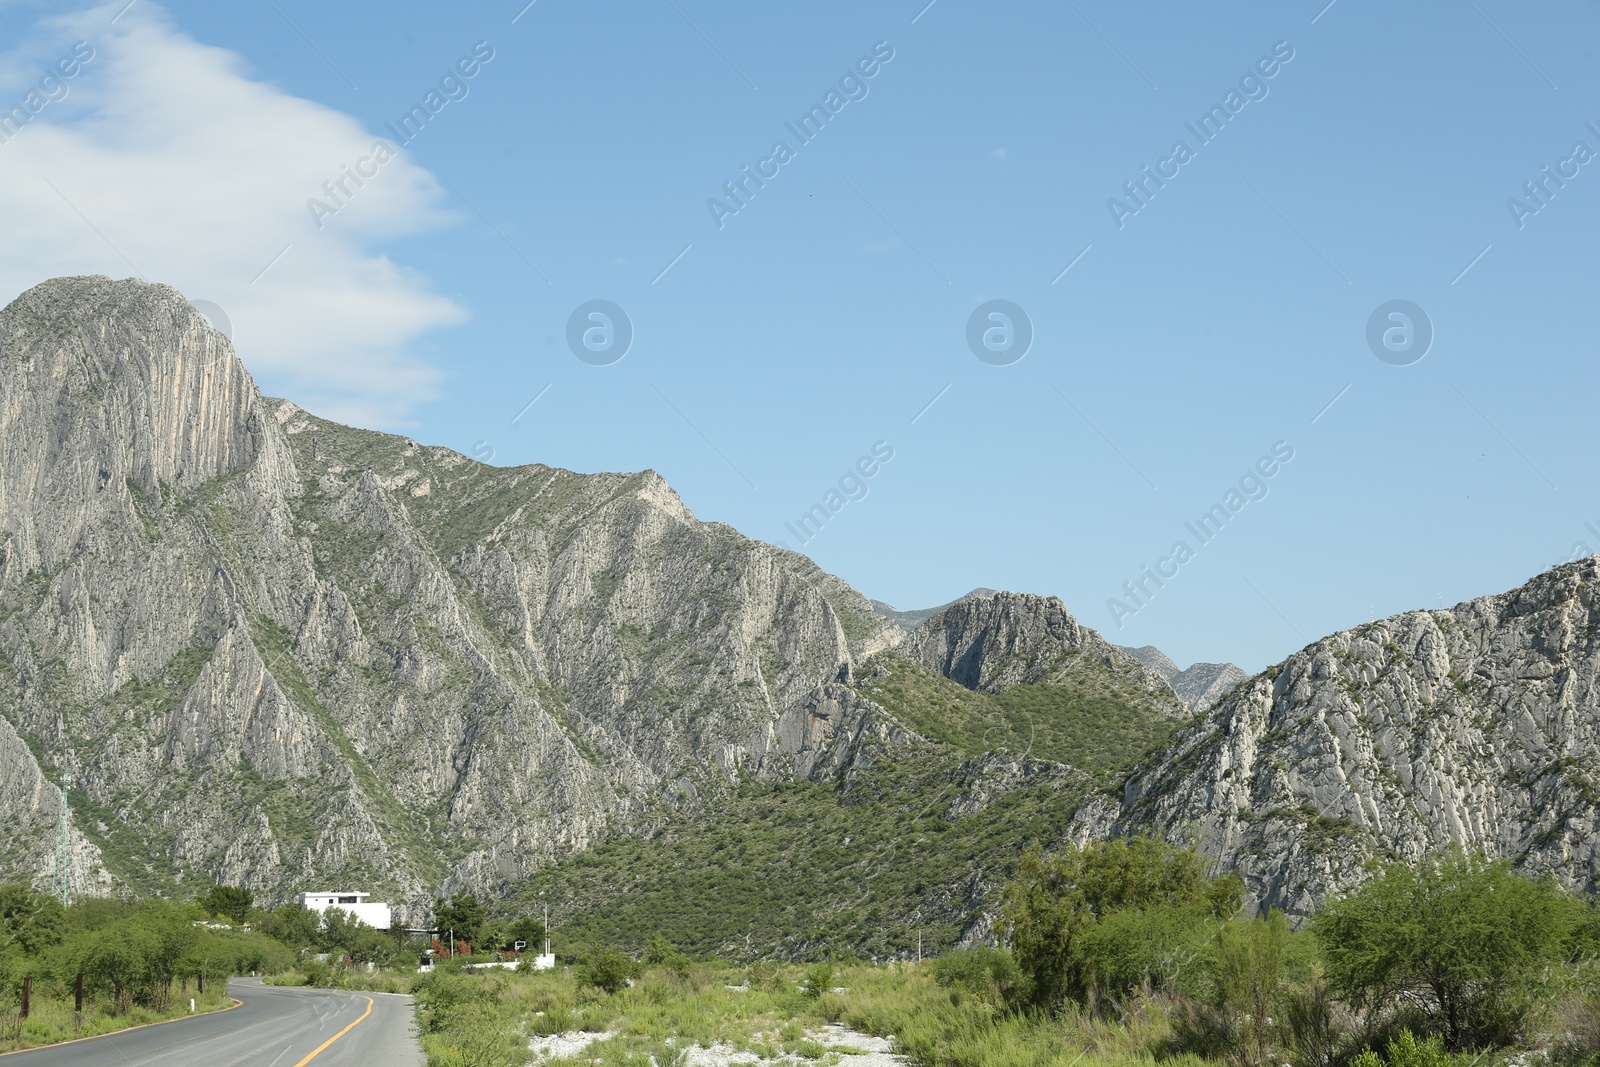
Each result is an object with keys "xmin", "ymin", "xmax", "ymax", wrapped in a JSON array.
[{"xmin": 53, "ymin": 774, "xmax": 73, "ymax": 908}]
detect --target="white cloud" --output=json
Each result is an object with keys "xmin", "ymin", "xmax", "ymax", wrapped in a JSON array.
[{"xmin": 0, "ymin": 2, "xmax": 467, "ymax": 427}]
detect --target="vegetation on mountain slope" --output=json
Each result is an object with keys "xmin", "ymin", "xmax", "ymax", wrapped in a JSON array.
[
  {"xmin": 505, "ymin": 748, "xmax": 1096, "ymax": 961},
  {"xmin": 856, "ymin": 651, "xmax": 1188, "ymax": 782}
]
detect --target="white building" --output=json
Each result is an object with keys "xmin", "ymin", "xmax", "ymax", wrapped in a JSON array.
[{"xmin": 297, "ymin": 891, "xmax": 392, "ymax": 930}]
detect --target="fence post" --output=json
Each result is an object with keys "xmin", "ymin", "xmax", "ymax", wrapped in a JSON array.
[
  {"xmin": 75, "ymin": 972, "xmax": 84, "ymax": 1015},
  {"xmin": 198, "ymin": 972, "xmax": 204, "ymax": 994},
  {"xmin": 19, "ymin": 977, "xmax": 30, "ymax": 1020}
]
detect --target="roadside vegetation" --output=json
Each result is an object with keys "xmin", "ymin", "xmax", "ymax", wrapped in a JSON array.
[
  {"xmin": 0, "ymin": 884, "xmax": 280, "ymax": 1052},
  {"xmin": 427, "ymin": 841, "xmax": 1600, "ymax": 1067},
  {"xmin": 0, "ymin": 878, "xmax": 545, "ymax": 1053},
  {"xmin": 6, "ymin": 840, "xmax": 1599, "ymax": 1067}
]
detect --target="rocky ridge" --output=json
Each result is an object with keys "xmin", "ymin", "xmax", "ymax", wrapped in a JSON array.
[
  {"xmin": 0, "ymin": 276, "xmax": 901, "ymax": 913},
  {"xmin": 1079, "ymin": 557, "xmax": 1600, "ymax": 915},
  {"xmin": 1119, "ymin": 645, "xmax": 1250, "ymax": 712}
]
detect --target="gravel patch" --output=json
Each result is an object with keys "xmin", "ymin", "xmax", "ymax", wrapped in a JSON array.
[
  {"xmin": 677, "ymin": 1025, "xmax": 911, "ymax": 1067},
  {"xmin": 529, "ymin": 1030, "xmax": 617, "ymax": 1058}
]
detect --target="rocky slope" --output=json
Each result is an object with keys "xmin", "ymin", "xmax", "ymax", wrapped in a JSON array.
[
  {"xmin": 870, "ymin": 587, "xmax": 997, "ymax": 630},
  {"xmin": 1080, "ymin": 557, "xmax": 1600, "ymax": 915},
  {"xmin": 907, "ymin": 591, "xmax": 1181, "ymax": 703},
  {"xmin": 1119, "ymin": 645, "xmax": 1249, "ymax": 712},
  {"xmin": 0, "ymin": 276, "xmax": 900, "ymax": 914}
]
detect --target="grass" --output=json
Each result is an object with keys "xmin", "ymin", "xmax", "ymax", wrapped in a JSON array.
[
  {"xmin": 409, "ymin": 959, "xmax": 1211, "ymax": 1067},
  {"xmin": 0, "ymin": 985, "xmax": 233, "ymax": 1053}
]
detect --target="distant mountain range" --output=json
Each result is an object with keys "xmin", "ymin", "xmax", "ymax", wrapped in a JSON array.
[
  {"xmin": 2, "ymin": 275, "xmax": 1596, "ymax": 952},
  {"xmin": 1115, "ymin": 646, "xmax": 1250, "ymax": 713}
]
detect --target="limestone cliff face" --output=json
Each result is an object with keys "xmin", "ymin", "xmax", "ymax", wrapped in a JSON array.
[
  {"xmin": 1118, "ymin": 646, "xmax": 1249, "ymax": 713},
  {"xmin": 0, "ymin": 276, "xmax": 900, "ymax": 910},
  {"xmin": 1083, "ymin": 557, "xmax": 1600, "ymax": 915},
  {"xmin": 907, "ymin": 591, "xmax": 1184, "ymax": 711}
]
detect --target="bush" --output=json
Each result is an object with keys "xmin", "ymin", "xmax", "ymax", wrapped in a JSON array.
[
  {"xmin": 931, "ymin": 948, "xmax": 1025, "ymax": 1008},
  {"xmin": 800, "ymin": 962, "xmax": 835, "ymax": 1000},
  {"xmin": 576, "ymin": 948, "xmax": 636, "ymax": 995},
  {"xmin": 1351, "ymin": 1029, "xmax": 1451, "ymax": 1067},
  {"xmin": 1000, "ymin": 838, "xmax": 1242, "ymax": 1013},
  {"xmin": 1169, "ymin": 913, "xmax": 1291, "ymax": 1067},
  {"xmin": 1281, "ymin": 976, "xmax": 1353, "ymax": 1067},
  {"xmin": 644, "ymin": 934, "xmax": 689, "ymax": 974},
  {"xmin": 1552, "ymin": 991, "xmax": 1600, "ymax": 1067},
  {"xmin": 1314, "ymin": 851, "xmax": 1577, "ymax": 1049}
]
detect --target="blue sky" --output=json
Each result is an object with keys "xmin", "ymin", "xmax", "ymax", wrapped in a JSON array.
[{"xmin": 1, "ymin": 0, "xmax": 1596, "ymax": 672}]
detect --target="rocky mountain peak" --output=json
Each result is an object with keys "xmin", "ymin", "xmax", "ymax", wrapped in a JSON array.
[
  {"xmin": 0, "ymin": 276, "xmax": 900, "ymax": 908},
  {"xmin": 907, "ymin": 590, "xmax": 1175, "ymax": 701},
  {"xmin": 1083, "ymin": 555, "xmax": 1600, "ymax": 915},
  {"xmin": 0, "ymin": 276, "xmax": 284, "ymax": 576}
]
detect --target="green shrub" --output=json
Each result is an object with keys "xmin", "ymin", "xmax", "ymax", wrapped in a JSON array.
[
  {"xmin": 1001, "ymin": 837, "xmax": 1242, "ymax": 1012},
  {"xmin": 931, "ymin": 947, "xmax": 1025, "ymax": 1008},
  {"xmin": 800, "ymin": 961, "xmax": 835, "ymax": 1000},
  {"xmin": 1169, "ymin": 912, "xmax": 1291, "ymax": 1066},
  {"xmin": 1314, "ymin": 851, "xmax": 1578, "ymax": 1049},
  {"xmin": 576, "ymin": 948, "xmax": 637, "ymax": 995},
  {"xmin": 1350, "ymin": 1029, "xmax": 1450, "ymax": 1067}
]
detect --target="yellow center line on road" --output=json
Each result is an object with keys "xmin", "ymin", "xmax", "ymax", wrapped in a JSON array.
[{"xmin": 289, "ymin": 996, "xmax": 373, "ymax": 1067}]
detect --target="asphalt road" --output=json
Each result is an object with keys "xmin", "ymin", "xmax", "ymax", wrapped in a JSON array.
[{"xmin": 1, "ymin": 978, "xmax": 424, "ymax": 1066}]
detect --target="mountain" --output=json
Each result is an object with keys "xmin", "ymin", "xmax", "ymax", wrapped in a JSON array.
[
  {"xmin": 0, "ymin": 276, "xmax": 901, "ymax": 914},
  {"xmin": 869, "ymin": 588, "xmax": 998, "ymax": 630},
  {"xmin": 1080, "ymin": 557, "xmax": 1600, "ymax": 915},
  {"xmin": 5, "ymin": 274, "xmax": 1597, "ymax": 953},
  {"xmin": 514, "ymin": 591, "xmax": 1190, "ymax": 957},
  {"xmin": 1119, "ymin": 645, "xmax": 1250, "ymax": 712}
]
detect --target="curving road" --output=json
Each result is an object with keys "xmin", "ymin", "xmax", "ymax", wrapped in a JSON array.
[{"xmin": 1, "ymin": 978, "xmax": 423, "ymax": 1066}]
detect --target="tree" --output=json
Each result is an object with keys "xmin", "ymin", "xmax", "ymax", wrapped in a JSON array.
[
  {"xmin": 432, "ymin": 893, "xmax": 487, "ymax": 949},
  {"xmin": 1313, "ymin": 850, "xmax": 1577, "ymax": 1049},
  {"xmin": 506, "ymin": 916, "xmax": 546, "ymax": 951},
  {"xmin": 255, "ymin": 903, "xmax": 320, "ymax": 950},
  {"xmin": 0, "ymin": 884, "xmax": 67, "ymax": 954},
  {"xmin": 1001, "ymin": 837, "xmax": 1242, "ymax": 1011},
  {"xmin": 198, "ymin": 884, "xmax": 253, "ymax": 925},
  {"xmin": 318, "ymin": 907, "xmax": 368, "ymax": 954}
]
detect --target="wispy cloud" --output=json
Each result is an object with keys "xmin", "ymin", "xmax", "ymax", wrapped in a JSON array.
[{"xmin": 0, "ymin": 2, "xmax": 467, "ymax": 427}]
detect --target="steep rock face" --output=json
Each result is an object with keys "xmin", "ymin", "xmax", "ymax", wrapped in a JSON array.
[
  {"xmin": 1087, "ymin": 558, "xmax": 1600, "ymax": 915},
  {"xmin": 908, "ymin": 591, "xmax": 1180, "ymax": 704},
  {"xmin": 1171, "ymin": 662, "xmax": 1250, "ymax": 714},
  {"xmin": 0, "ymin": 276, "xmax": 902, "ymax": 909},
  {"xmin": 1120, "ymin": 646, "xmax": 1249, "ymax": 712}
]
